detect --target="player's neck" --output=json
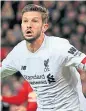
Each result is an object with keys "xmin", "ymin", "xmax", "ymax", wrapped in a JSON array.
[{"xmin": 26, "ymin": 34, "xmax": 44, "ymax": 53}]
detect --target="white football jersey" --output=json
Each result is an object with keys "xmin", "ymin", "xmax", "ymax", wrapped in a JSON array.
[{"xmin": 1, "ymin": 35, "xmax": 86, "ymax": 111}]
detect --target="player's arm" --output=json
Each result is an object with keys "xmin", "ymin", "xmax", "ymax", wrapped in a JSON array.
[
  {"xmin": 1, "ymin": 49, "xmax": 18, "ymax": 78},
  {"xmin": 64, "ymin": 40, "xmax": 86, "ymax": 72},
  {"xmin": 78, "ymin": 70, "xmax": 86, "ymax": 97}
]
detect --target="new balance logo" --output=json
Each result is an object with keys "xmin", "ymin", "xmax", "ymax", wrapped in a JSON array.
[
  {"xmin": 44, "ymin": 59, "xmax": 50, "ymax": 72},
  {"xmin": 21, "ymin": 66, "xmax": 26, "ymax": 70},
  {"xmin": 47, "ymin": 73, "xmax": 56, "ymax": 84}
]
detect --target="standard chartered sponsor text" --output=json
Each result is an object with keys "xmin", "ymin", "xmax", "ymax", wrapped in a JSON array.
[
  {"xmin": 24, "ymin": 74, "xmax": 45, "ymax": 80},
  {"xmin": 23, "ymin": 74, "xmax": 47, "ymax": 85},
  {"xmin": 30, "ymin": 80, "xmax": 47, "ymax": 85}
]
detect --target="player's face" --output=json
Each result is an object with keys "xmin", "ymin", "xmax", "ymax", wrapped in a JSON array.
[{"xmin": 21, "ymin": 11, "xmax": 48, "ymax": 43}]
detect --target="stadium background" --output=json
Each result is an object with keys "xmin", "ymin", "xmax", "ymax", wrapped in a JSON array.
[{"xmin": 1, "ymin": 1, "xmax": 86, "ymax": 111}]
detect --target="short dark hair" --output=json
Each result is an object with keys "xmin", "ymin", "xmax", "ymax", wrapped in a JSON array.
[{"xmin": 22, "ymin": 4, "xmax": 49, "ymax": 23}]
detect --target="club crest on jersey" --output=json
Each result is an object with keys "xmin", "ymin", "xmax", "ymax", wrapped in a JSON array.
[
  {"xmin": 21, "ymin": 66, "xmax": 26, "ymax": 70},
  {"xmin": 44, "ymin": 59, "xmax": 50, "ymax": 72},
  {"xmin": 47, "ymin": 73, "xmax": 56, "ymax": 84}
]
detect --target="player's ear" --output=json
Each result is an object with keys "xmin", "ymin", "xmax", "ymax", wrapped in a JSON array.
[{"xmin": 42, "ymin": 24, "xmax": 49, "ymax": 33}]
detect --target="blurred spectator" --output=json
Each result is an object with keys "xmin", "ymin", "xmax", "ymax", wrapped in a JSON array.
[
  {"xmin": 1, "ymin": 47, "xmax": 12, "ymax": 61},
  {"xmin": 70, "ymin": 33, "xmax": 82, "ymax": 50},
  {"xmin": 1, "ymin": 78, "xmax": 14, "ymax": 111},
  {"xmin": 16, "ymin": 1, "xmax": 27, "ymax": 22},
  {"xmin": 13, "ymin": 24, "xmax": 23, "ymax": 41},
  {"xmin": 52, "ymin": 25, "xmax": 61, "ymax": 37},
  {"xmin": 9, "ymin": 104, "xmax": 17, "ymax": 111},
  {"xmin": 32, "ymin": 1, "xmax": 40, "ymax": 5},
  {"xmin": 79, "ymin": 4, "xmax": 86, "ymax": 14},
  {"xmin": 43, "ymin": 1, "xmax": 56, "ymax": 10},
  {"xmin": 76, "ymin": 24, "xmax": 86, "ymax": 38},
  {"xmin": 62, "ymin": 24, "xmax": 72, "ymax": 39},
  {"xmin": 78, "ymin": 13, "xmax": 86, "ymax": 25},
  {"xmin": 1, "ymin": 77, "xmax": 37, "ymax": 111},
  {"xmin": 82, "ymin": 45, "xmax": 86, "ymax": 54},
  {"xmin": 1, "ymin": 1, "xmax": 15, "ymax": 21},
  {"xmin": 1, "ymin": 21, "xmax": 9, "ymax": 38},
  {"xmin": 5, "ymin": 29, "xmax": 18, "ymax": 47},
  {"xmin": 51, "ymin": 10, "xmax": 61, "ymax": 24},
  {"xmin": 56, "ymin": 1, "xmax": 67, "ymax": 11}
]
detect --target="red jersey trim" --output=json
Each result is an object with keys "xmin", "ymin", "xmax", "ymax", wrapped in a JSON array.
[{"xmin": 81, "ymin": 57, "xmax": 86, "ymax": 64}]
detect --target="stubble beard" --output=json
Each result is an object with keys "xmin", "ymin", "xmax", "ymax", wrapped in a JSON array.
[{"xmin": 23, "ymin": 32, "xmax": 41, "ymax": 43}]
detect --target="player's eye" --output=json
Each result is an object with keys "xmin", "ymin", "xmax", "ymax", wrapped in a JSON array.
[
  {"xmin": 32, "ymin": 19, "xmax": 38, "ymax": 22},
  {"xmin": 23, "ymin": 20, "xmax": 28, "ymax": 22}
]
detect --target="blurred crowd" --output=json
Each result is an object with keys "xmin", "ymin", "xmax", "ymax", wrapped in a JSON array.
[
  {"xmin": 1, "ymin": 1, "xmax": 86, "ymax": 111},
  {"xmin": 1, "ymin": 73, "xmax": 26, "ymax": 111}
]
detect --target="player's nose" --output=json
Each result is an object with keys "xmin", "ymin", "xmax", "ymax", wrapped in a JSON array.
[{"xmin": 27, "ymin": 22, "xmax": 32, "ymax": 29}]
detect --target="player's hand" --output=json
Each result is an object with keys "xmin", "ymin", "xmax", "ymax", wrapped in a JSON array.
[{"xmin": 28, "ymin": 91, "xmax": 37, "ymax": 102}]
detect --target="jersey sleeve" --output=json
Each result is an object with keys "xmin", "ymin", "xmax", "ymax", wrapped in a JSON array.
[
  {"xmin": 63, "ymin": 40, "xmax": 86, "ymax": 71},
  {"xmin": 1, "ymin": 49, "xmax": 18, "ymax": 78}
]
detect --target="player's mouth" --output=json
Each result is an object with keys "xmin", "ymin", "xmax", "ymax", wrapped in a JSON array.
[{"xmin": 25, "ymin": 30, "xmax": 33, "ymax": 37}]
